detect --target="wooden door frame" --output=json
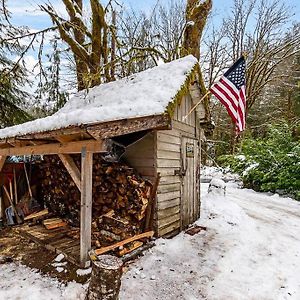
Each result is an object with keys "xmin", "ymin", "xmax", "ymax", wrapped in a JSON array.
[{"xmin": 180, "ymin": 135, "xmax": 199, "ymax": 230}]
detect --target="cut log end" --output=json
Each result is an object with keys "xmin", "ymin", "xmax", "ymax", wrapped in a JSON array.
[{"xmin": 95, "ymin": 255, "xmax": 123, "ymax": 270}]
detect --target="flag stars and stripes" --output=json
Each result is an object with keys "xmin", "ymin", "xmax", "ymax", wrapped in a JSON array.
[{"xmin": 210, "ymin": 56, "xmax": 247, "ymax": 133}]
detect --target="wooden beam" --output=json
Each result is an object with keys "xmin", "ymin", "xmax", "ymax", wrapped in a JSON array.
[
  {"xmin": 0, "ymin": 140, "xmax": 106, "ymax": 156},
  {"xmin": 87, "ymin": 114, "xmax": 171, "ymax": 139},
  {"xmin": 58, "ymin": 154, "xmax": 81, "ymax": 191},
  {"xmin": 0, "ymin": 156, "xmax": 6, "ymax": 172},
  {"xmin": 80, "ymin": 147, "xmax": 93, "ymax": 267},
  {"xmin": 0, "ymin": 114, "xmax": 171, "ymax": 144}
]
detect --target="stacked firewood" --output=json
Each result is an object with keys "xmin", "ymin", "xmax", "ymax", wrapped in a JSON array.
[{"xmin": 38, "ymin": 154, "xmax": 152, "ymax": 247}]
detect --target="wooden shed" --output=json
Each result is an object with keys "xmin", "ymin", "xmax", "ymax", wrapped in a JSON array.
[{"xmin": 0, "ymin": 55, "xmax": 209, "ymax": 266}]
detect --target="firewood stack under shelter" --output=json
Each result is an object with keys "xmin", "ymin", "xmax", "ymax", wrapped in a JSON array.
[{"xmin": 38, "ymin": 154, "xmax": 152, "ymax": 248}]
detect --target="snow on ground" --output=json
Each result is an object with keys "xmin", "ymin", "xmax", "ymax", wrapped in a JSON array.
[
  {"xmin": 1, "ymin": 167, "xmax": 300, "ymax": 299},
  {"xmin": 121, "ymin": 171, "xmax": 300, "ymax": 299},
  {"xmin": 0, "ymin": 263, "xmax": 86, "ymax": 300}
]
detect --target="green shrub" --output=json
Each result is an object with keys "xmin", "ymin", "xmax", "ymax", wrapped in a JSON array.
[{"xmin": 218, "ymin": 122, "xmax": 300, "ymax": 200}]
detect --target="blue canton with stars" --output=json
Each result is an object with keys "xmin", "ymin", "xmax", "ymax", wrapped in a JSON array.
[{"xmin": 224, "ymin": 57, "xmax": 246, "ymax": 90}]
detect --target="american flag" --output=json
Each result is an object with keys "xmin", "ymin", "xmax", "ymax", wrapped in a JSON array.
[{"xmin": 210, "ymin": 56, "xmax": 246, "ymax": 132}]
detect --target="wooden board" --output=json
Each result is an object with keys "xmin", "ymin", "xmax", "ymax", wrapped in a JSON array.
[
  {"xmin": 94, "ymin": 231, "xmax": 154, "ymax": 256},
  {"xmin": 24, "ymin": 209, "xmax": 49, "ymax": 221},
  {"xmin": 80, "ymin": 148, "xmax": 93, "ymax": 267},
  {"xmin": 0, "ymin": 139, "xmax": 106, "ymax": 156},
  {"xmin": 17, "ymin": 224, "xmax": 81, "ymax": 266}
]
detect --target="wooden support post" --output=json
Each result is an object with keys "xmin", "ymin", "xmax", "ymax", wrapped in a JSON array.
[
  {"xmin": 58, "ymin": 154, "xmax": 81, "ymax": 191},
  {"xmin": 0, "ymin": 156, "xmax": 6, "ymax": 172},
  {"xmin": 80, "ymin": 147, "xmax": 93, "ymax": 267}
]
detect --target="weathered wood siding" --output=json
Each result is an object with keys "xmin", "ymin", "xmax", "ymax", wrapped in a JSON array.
[
  {"xmin": 156, "ymin": 92, "xmax": 201, "ymax": 237},
  {"xmin": 122, "ymin": 133, "xmax": 156, "ymax": 182}
]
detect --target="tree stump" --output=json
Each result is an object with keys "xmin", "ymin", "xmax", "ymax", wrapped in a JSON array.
[{"xmin": 86, "ymin": 255, "xmax": 123, "ymax": 300}]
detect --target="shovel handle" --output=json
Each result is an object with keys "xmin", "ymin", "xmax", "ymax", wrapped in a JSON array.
[{"xmin": 24, "ymin": 164, "xmax": 33, "ymax": 198}]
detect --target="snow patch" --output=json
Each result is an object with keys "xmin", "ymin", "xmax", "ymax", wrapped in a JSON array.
[
  {"xmin": 51, "ymin": 262, "xmax": 68, "ymax": 267},
  {"xmin": 0, "ymin": 263, "xmax": 86, "ymax": 300},
  {"xmin": 54, "ymin": 253, "xmax": 65, "ymax": 262},
  {"xmin": 76, "ymin": 268, "xmax": 92, "ymax": 276},
  {"xmin": 242, "ymin": 162, "xmax": 259, "ymax": 176}
]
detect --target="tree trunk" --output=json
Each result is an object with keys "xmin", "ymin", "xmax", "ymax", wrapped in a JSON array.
[
  {"xmin": 181, "ymin": 0, "xmax": 212, "ymax": 60},
  {"xmin": 86, "ymin": 255, "xmax": 123, "ymax": 300}
]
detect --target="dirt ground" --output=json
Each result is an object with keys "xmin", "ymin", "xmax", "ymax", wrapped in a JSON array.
[{"xmin": 0, "ymin": 227, "xmax": 90, "ymax": 284}]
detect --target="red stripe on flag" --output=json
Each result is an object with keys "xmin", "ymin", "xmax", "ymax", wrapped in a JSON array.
[
  {"xmin": 220, "ymin": 78, "xmax": 239, "ymax": 100},
  {"xmin": 213, "ymin": 83, "xmax": 238, "ymax": 111},
  {"xmin": 210, "ymin": 88, "xmax": 238, "ymax": 123}
]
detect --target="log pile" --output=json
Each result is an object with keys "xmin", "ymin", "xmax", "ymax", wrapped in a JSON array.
[{"xmin": 38, "ymin": 154, "xmax": 152, "ymax": 247}]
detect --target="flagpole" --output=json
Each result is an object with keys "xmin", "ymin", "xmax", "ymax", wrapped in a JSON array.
[{"xmin": 182, "ymin": 90, "xmax": 211, "ymax": 121}]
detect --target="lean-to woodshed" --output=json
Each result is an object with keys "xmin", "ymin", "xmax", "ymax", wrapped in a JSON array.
[{"xmin": 0, "ymin": 55, "xmax": 210, "ymax": 266}]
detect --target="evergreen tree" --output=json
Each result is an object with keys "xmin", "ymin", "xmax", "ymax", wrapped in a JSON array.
[
  {"xmin": 34, "ymin": 37, "xmax": 68, "ymax": 117},
  {"xmin": 0, "ymin": 2, "xmax": 32, "ymax": 128}
]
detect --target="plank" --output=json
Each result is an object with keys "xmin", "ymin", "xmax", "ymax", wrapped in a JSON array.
[
  {"xmin": 157, "ymin": 205, "xmax": 180, "ymax": 219},
  {"xmin": 80, "ymin": 148, "xmax": 93, "ymax": 267},
  {"xmin": 50, "ymin": 237, "xmax": 73, "ymax": 247},
  {"xmin": 159, "ymin": 175, "xmax": 181, "ymax": 185},
  {"xmin": 24, "ymin": 209, "xmax": 49, "ymax": 221},
  {"xmin": 157, "ymin": 183, "xmax": 181, "ymax": 194},
  {"xmin": 0, "ymin": 139, "xmax": 106, "ymax": 156},
  {"xmin": 156, "ymin": 167, "xmax": 179, "ymax": 177},
  {"xmin": 157, "ymin": 158, "xmax": 180, "ymax": 168},
  {"xmin": 57, "ymin": 239, "xmax": 80, "ymax": 251},
  {"xmin": 157, "ymin": 191, "xmax": 180, "ymax": 202},
  {"xmin": 157, "ymin": 198, "xmax": 180, "ymax": 210},
  {"xmin": 58, "ymin": 154, "xmax": 81, "ymax": 191},
  {"xmin": 172, "ymin": 120, "xmax": 196, "ymax": 136},
  {"xmin": 157, "ymin": 133, "xmax": 181, "ymax": 145},
  {"xmin": 94, "ymin": 231, "xmax": 154, "ymax": 256},
  {"xmin": 64, "ymin": 244, "xmax": 81, "ymax": 255},
  {"xmin": 157, "ymin": 150, "xmax": 180, "ymax": 160},
  {"xmin": 156, "ymin": 141, "xmax": 179, "ymax": 152},
  {"xmin": 87, "ymin": 114, "xmax": 171, "ymax": 139},
  {"xmin": 0, "ymin": 155, "xmax": 7, "ymax": 172},
  {"xmin": 158, "ymin": 213, "xmax": 180, "ymax": 228},
  {"xmin": 123, "ymin": 158, "xmax": 155, "ymax": 168},
  {"xmin": 43, "ymin": 233, "xmax": 69, "ymax": 244},
  {"xmin": 158, "ymin": 220, "xmax": 181, "ymax": 236}
]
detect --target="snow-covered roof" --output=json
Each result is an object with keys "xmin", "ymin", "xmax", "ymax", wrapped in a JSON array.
[{"xmin": 0, "ymin": 55, "xmax": 198, "ymax": 140}]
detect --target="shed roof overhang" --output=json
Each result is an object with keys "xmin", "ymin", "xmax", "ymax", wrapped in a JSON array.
[{"xmin": 0, "ymin": 114, "xmax": 171, "ymax": 157}]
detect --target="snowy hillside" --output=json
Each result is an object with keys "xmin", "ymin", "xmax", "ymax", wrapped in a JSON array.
[{"xmin": 1, "ymin": 168, "xmax": 300, "ymax": 299}]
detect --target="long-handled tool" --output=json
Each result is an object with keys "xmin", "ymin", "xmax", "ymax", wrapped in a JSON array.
[
  {"xmin": 6, "ymin": 173, "xmax": 13, "ymax": 202},
  {"xmin": 3, "ymin": 185, "xmax": 22, "ymax": 224},
  {"xmin": 0, "ymin": 195, "xmax": 3, "ymax": 228},
  {"xmin": 13, "ymin": 167, "xmax": 18, "ymax": 204},
  {"xmin": 23, "ymin": 163, "xmax": 39, "ymax": 211}
]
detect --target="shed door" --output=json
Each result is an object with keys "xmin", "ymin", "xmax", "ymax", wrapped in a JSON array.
[{"xmin": 181, "ymin": 136, "xmax": 200, "ymax": 229}]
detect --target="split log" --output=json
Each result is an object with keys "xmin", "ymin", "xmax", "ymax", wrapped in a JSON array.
[
  {"xmin": 43, "ymin": 218, "xmax": 67, "ymax": 229},
  {"xmin": 94, "ymin": 231, "xmax": 154, "ymax": 256},
  {"xmin": 86, "ymin": 255, "xmax": 123, "ymax": 300}
]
